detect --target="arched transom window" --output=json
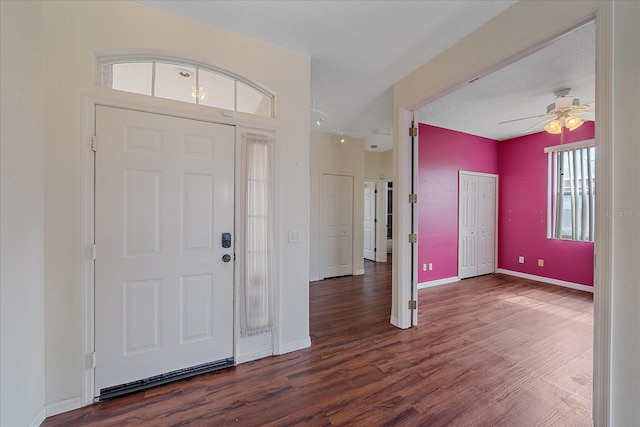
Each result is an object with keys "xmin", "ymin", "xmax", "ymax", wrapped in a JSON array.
[{"xmin": 100, "ymin": 58, "xmax": 274, "ymax": 117}]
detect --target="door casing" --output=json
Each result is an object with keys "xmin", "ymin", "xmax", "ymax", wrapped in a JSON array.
[
  {"xmin": 458, "ymin": 171, "xmax": 498, "ymax": 279},
  {"xmin": 80, "ymin": 94, "xmax": 277, "ymax": 404}
]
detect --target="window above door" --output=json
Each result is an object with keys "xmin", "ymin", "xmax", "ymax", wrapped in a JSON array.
[{"xmin": 100, "ymin": 57, "xmax": 274, "ymax": 118}]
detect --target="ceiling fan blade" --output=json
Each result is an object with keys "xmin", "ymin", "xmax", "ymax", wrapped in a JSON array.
[
  {"xmin": 498, "ymin": 113, "xmax": 550, "ymax": 125},
  {"xmin": 580, "ymin": 111, "xmax": 596, "ymax": 121},
  {"xmin": 521, "ymin": 117, "xmax": 553, "ymax": 134},
  {"xmin": 573, "ymin": 102, "xmax": 595, "ymax": 112}
]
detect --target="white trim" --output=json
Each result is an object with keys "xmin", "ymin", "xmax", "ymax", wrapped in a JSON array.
[
  {"xmin": 418, "ymin": 276, "xmax": 460, "ymax": 289},
  {"xmin": 275, "ymin": 337, "xmax": 311, "ymax": 355},
  {"xmin": 236, "ymin": 348, "xmax": 274, "ymax": 364},
  {"xmin": 45, "ymin": 397, "xmax": 84, "ymax": 418},
  {"xmin": 309, "ymin": 275, "xmax": 321, "ymax": 282},
  {"xmin": 593, "ymin": 3, "xmax": 613, "ymax": 425},
  {"xmin": 376, "ymin": 180, "xmax": 391, "ymax": 263},
  {"xmin": 544, "ymin": 138, "xmax": 595, "ymax": 153},
  {"xmin": 28, "ymin": 407, "xmax": 46, "ymax": 427},
  {"xmin": 496, "ymin": 269, "xmax": 594, "ymax": 293},
  {"xmin": 354, "ymin": 269, "xmax": 365, "ymax": 276},
  {"xmin": 391, "ymin": 108, "xmax": 415, "ymax": 329},
  {"xmin": 80, "ymin": 95, "xmax": 96, "ymax": 405}
]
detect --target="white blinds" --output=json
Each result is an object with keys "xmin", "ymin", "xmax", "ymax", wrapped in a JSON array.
[
  {"xmin": 240, "ymin": 131, "xmax": 276, "ymax": 337},
  {"xmin": 546, "ymin": 140, "xmax": 595, "ymax": 241}
]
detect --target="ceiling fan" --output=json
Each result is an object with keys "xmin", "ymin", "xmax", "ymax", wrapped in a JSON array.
[{"xmin": 499, "ymin": 88, "xmax": 595, "ymax": 134}]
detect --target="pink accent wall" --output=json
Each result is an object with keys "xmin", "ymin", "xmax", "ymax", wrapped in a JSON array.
[
  {"xmin": 418, "ymin": 121, "xmax": 595, "ymax": 287},
  {"xmin": 498, "ymin": 121, "xmax": 594, "ymax": 286},
  {"xmin": 418, "ymin": 124, "xmax": 498, "ymax": 283}
]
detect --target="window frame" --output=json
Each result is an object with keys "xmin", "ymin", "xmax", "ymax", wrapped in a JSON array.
[
  {"xmin": 98, "ymin": 55, "xmax": 275, "ymax": 118},
  {"xmin": 545, "ymin": 138, "xmax": 596, "ymax": 241}
]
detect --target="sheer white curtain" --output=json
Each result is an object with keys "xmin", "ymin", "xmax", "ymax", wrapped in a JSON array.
[{"xmin": 240, "ymin": 131, "xmax": 275, "ymax": 337}]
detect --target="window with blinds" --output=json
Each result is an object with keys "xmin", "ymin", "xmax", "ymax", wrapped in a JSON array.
[{"xmin": 545, "ymin": 139, "xmax": 595, "ymax": 241}]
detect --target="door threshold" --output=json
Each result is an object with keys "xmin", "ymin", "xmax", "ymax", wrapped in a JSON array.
[{"xmin": 98, "ymin": 358, "xmax": 234, "ymax": 401}]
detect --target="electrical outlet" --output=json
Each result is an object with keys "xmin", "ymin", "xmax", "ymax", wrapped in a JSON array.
[
  {"xmin": 422, "ymin": 263, "xmax": 427, "ymax": 272},
  {"xmin": 538, "ymin": 259, "xmax": 544, "ymax": 267},
  {"xmin": 428, "ymin": 263, "xmax": 433, "ymax": 271},
  {"xmin": 518, "ymin": 256, "xmax": 525, "ymax": 264}
]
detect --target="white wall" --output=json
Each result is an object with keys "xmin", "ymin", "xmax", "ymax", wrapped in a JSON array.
[
  {"xmin": 39, "ymin": 0, "xmax": 310, "ymax": 408},
  {"xmin": 0, "ymin": 1, "xmax": 46, "ymax": 425},
  {"xmin": 393, "ymin": 0, "xmax": 639, "ymax": 424},
  {"xmin": 310, "ymin": 132, "xmax": 365, "ymax": 281},
  {"xmin": 364, "ymin": 150, "xmax": 393, "ymax": 181}
]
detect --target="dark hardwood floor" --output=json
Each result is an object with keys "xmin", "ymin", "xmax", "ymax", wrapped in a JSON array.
[{"xmin": 44, "ymin": 259, "xmax": 593, "ymax": 426}]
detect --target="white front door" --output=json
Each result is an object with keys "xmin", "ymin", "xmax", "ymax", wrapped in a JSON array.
[
  {"xmin": 321, "ymin": 174, "xmax": 354, "ymax": 278},
  {"xmin": 363, "ymin": 181, "xmax": 376, "ymax": 261},
  {"xmin": 94, "ymin": 106, "xmax": 235, "ymax": 397}
]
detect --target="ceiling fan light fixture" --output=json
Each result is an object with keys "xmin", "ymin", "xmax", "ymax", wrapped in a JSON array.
[
  {"xmin": 544, "ymin": 119, "xmax": 562, "ymax": 134},
  {"xmin": 565, "ymin": 115, "xmax": 584, "ymax": 131}
]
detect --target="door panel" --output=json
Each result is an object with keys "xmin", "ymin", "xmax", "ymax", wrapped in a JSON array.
[
  {"xmin": 459, "ymin": 174, "xmax": 478, "ymax": 279},
  {"xmin": 478, "ymin": 176, "xmax": 496, "ymax": 275},
  {"xmin": 322, "ymin": 174, "xmax": 354, "ymax": 278},
  {"xmin": 94, "ymin": 106, "xmax": 235, "ymax": 396},
  {"xmin": 363, "ymin": 182, "xmax": 376, "ymax": 261}
]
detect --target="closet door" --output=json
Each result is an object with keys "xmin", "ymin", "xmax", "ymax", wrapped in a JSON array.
[
  {"xmin": 321, "ymin": 173, "xmax": 354, "ymax": 278},
  {"xmin": 459, "ymin": 174, "xmax": 479, "ymax": 279},
  {"xmin": 477, "ymin": 176, "xmax": 496, "ymax": 275},
  {"xmin": 459, "ymin": 172, "xmax": 497, "ymax": 279}
]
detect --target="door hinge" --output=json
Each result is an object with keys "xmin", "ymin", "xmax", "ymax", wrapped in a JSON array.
[
  {"xmin": 409, "ymin": 233, "xmax": 417, "ymax": 243},
  {"xmin": 91, "ymin": 134, "xmax": 97, "ymax": 152},
  {"xmin": 408, "ymin": 300, "xmax": 417, "ymax": 310},
  {"xmin": 374, "ymin": 248, "xmax": 377, "ymax": 252},
  {"xmin": 90, "ymin": 244, "xmax": 96, "ymax": 261},
  {"xmin": 409, "ymin": 127, "xmax": 417, "ymax": 137},
  {"xmin": 91, "ymin": 352, "xmax": 96, "ymax": 369},
  {"xmin": 374, "ymin": 219, "xmax": 377, "ymax": 223},
  {"xmin": 409, "ymin": 194, "xmax": 418, "ymax": 203}
]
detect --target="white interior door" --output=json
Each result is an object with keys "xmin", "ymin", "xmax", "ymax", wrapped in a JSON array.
[
  {"xmin": 459, "ymin": 174, "xmax": 478, "ymax": 279},
  {"xmin": 363, "ymin": 181, "xmax": 376, "ymax": 261},
  {"xmin": 321, "ymin": 174, "xmax": 353, "ymax": 278},
  {"xmin": 459, "ymin": 172, "xmax": 497, "ymax": 279},
  {"xmin": 94, "ymin": 106, "xmax": 235, "ymax": 397},
  {"xmin": 477, "ymin": 176, "xmax": 496, "ymax": 275}
]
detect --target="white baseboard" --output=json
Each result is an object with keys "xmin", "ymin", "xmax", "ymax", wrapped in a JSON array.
[
  {"xmin": 236, "ymin": 348, "xmax": 274, "ymax": 364},
  {"xmin": 418, "ymin": 276, "xmax": 460, "ymax": 289},
  {"xmin": 29, "ymin": 407, "xmax": 46, "ymax": 427},
  {"xmin": 45, "ymin": 396, "xmax": 83, "ymax": 417},
  {"xmin": 390, "ymin": 315, "xmax": 399, "ymax": 328},
  {"xmin": 309, "ymin": 275, "xmax": 320, "ymax": 282},
  {"xmin": 276, "ymin": 336, "xmax": 311, "ymax": 355},
  {"xmin": 354, "ymin": 269, "xmax": 365, "ymax": 276},
  {"xmin": 496, "ymin": 269, "xmax": 594, "ymax": 293}
]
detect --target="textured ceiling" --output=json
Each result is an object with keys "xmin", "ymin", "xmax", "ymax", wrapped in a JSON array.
[
  {"xmin": 418, "ymin": 21, "xmax": 595, "ymax": 141},
  {"xmin": 137, "ymin": 1, "xmax": 594, "ymax": 151}
]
